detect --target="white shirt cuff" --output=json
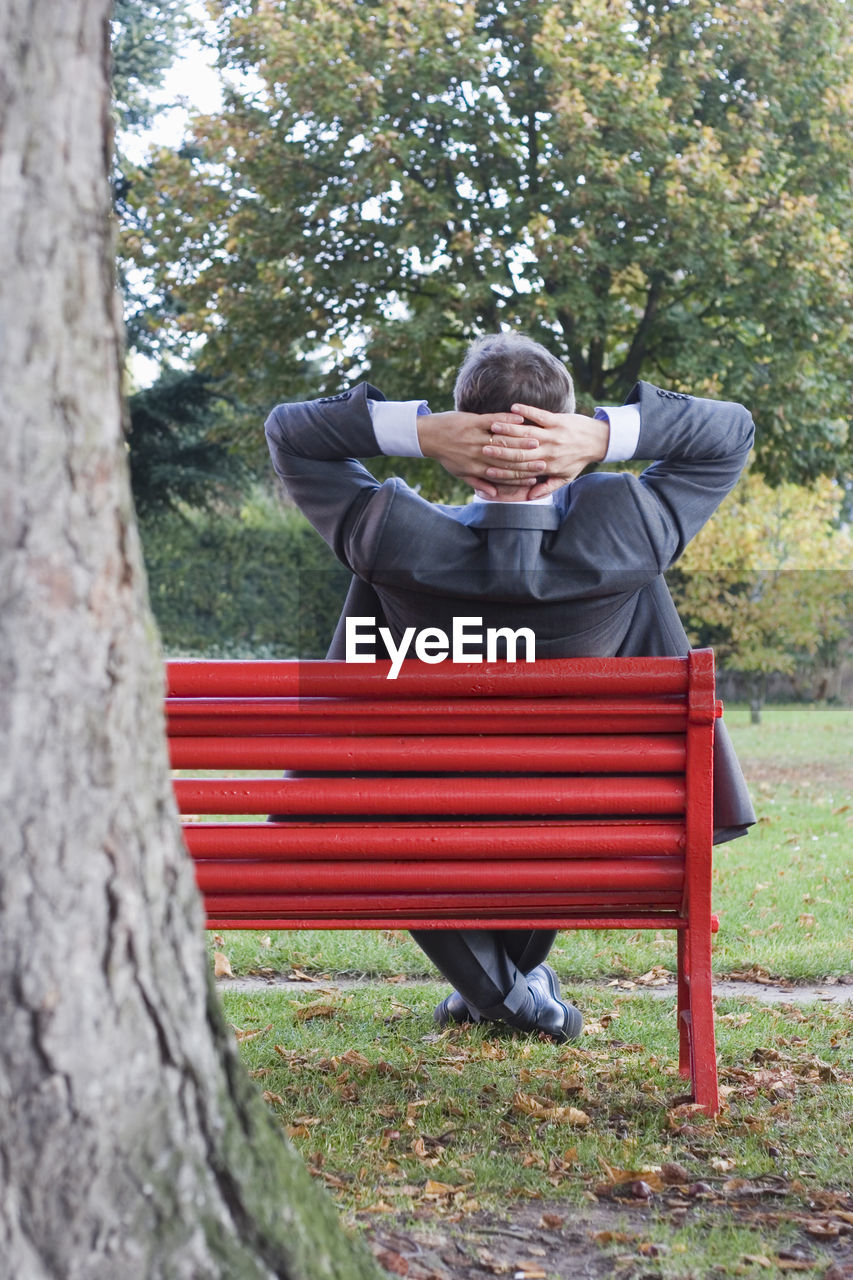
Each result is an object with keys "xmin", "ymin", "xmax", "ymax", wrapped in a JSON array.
[
  {"xmin": 368, "ymin": 399, "xmax": 428, "ymax": 457},
  {"xmin": 595, "ymin": 404, "xmax": 641, "ymax": 462}
]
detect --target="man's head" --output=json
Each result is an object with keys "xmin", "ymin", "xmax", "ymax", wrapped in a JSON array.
[{"xmin": 453, "ymin": 332, "xmax": 575, "ymax": 416}]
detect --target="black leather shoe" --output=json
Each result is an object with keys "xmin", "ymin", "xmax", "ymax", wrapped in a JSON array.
[
  {"xmin": 434, "ymin": 990, "xmax": 481, "ymax": 1026},
  {"xmin": 524, "ymin": 964, "xmax": 583, "ymax": 1043}
]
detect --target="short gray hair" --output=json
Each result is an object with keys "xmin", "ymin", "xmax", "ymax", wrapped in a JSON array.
[{"xmin": 453, "ymin": 332, "xmax": 575, "ymax": 415}]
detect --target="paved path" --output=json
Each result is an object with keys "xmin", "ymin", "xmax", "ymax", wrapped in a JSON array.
[{"xmin": 217, "ymin": 973, "xmax": 853, "ymax": 1004}]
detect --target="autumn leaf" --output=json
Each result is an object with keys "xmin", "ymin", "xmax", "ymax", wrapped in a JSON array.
[
  {"xmin": 511, "ymin": 1091, "xmax": 590, "ymax": 1126},
  {"xmin": 372, "ymin": 1248, "xmax": 409, "ymax": 1275},
  {"xmin": 292, "ymin": 1000, "xmax": 342, "ymax": 1021},
  {"xmin": 423, "ymin": 1179, "xmax": 459, "ymax": 1196},
  {"xmin": 232, "ymin": 1021, "xmax": 272, "ymax": 1043}
]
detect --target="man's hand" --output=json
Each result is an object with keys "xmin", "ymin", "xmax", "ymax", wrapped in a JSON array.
[
  {"xmin": 417, "ymin": 410, "xmax": 545, "ymax": 498},
  {"xmin": 482, "ymin": 404, "xmax": 610, "ymax": 499}
]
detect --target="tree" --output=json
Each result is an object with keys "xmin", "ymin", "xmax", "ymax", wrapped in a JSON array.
[
  {"xmin": 670, "ymin": 472, "xmax": 853, "ymax": 722},
  {"xmin": 127, "ymin": 369, "xmax": 247, "ymax": 519},
  {"xmin": 111, "ymin": 0, "xmax": 188, "ymax": 131},
  {"xmin": 112, "ymin": 0, "xmax": 191, "ymax": 356},
  {"xmin": 130, "ymin": 0, "xmax": 852, "ymax": 486},
  {"xmin": 0, "ymin": 2, "xmax": 380, "ymax": 1275}
]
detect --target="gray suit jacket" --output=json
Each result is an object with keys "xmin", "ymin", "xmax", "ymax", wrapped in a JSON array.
[{"xmin": 265, "ymin": 380, "xmax": 756, "ymax": 839}]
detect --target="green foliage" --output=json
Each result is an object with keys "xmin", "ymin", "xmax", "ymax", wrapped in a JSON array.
[
  {"xmin": 127, "ymin": 368, "xmax": 248, "ymax": 518},
  {"xmin": 141, "ymin": 489, "xmax": 349, "ymax": 656},
  {"xmin": 111, "ymin": 0, "xmax": 188, "ymax": 131},
  {"xmin": 129, "ymin": 0, "xmax": 853, "ymax": 484},
  {"xmin": 670, "ymin": 472, "xmax": 853, "ymax": 710},
  {"xmin": 112, "ymin": 0, "xmax": 192, "ymax": 355}
]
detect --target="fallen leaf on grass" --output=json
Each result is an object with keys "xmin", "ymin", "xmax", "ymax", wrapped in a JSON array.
[
  {"xmin": 539, "ymin": 1213, "xmax": 564, "ymax": 1229},
  {"xmin": 340, "ymin": 1047, "xmax": 371, "ymax": 1068},
  {"xmin": 802, "ymin": 1219, "xmax": 843, "ymax": 1238},
  {"xmin": 233, "ymin": 1022, "xmax": 272, "ymax": 1043},
  {"xmin": 422, "ymin": 1179, "xmax": 471, "ymax": 1199},
  {"xmin": 726, "ymin": 964, "xmax": 774, "ymax": 985},
  {"xmin": 594, "ymin": 1160, "xmax": 665, "ymax": 1199},
  {"xmin": 289, "ymin": 967, "xmax": 317, "ymax": 982},
  {"xmin": 292, "ymin": 999, "xmax": 343, "ymax": 1021},
  {"xmin": 373, "ymin": 1247, "xmax": 409, "ymax": 1274},
  {"xmin": 511, "ymin": 1091, "xmax": 590, "ymax": 1126},
  {"xmin": 213, "ymin": 951, "xmax": 233, "ymax": 978},
  {"xmin": 637, "ymin": 965, "xmax": 673, "ymax": 986},
  {"xmin": 660, "ymin": 1162, "xmax": 691, "ymax": 1185}
]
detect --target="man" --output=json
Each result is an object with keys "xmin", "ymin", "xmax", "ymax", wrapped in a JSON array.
[{"xmin": 265, "ymin": 332, "xmax": 756, "ymax": 1043}]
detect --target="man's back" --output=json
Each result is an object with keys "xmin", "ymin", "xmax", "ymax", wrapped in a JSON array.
[{"xmin": 264, "ymin": 356, "xmax": 756, "ymax": 1040}]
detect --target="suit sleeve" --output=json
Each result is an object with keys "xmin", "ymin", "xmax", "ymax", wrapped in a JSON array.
[
  {"xmin": 264, "ymin": 383, "xmax": 389, "ymax": 571},
  {"xmin": 571, "ymin": 381, "xmax": 754, "ymax": 573}
]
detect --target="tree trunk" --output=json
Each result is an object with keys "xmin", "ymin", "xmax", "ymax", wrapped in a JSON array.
[
  {"xmin": 0, "ymin": 3, "xmax": 379, "ymax": 1277},
  {"xmin": 747, "ymin": 673, "xmax": 767, "ymax": 725}
]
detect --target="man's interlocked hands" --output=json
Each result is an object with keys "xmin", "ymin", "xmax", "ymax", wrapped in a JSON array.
[{"xmin": 416, "ymin": 403, "xmax": 610, "ymax": 501}]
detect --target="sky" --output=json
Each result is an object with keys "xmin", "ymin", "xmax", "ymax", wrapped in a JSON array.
[
  {"xmin": 124, "ymin": 9, "xmax": 224, "ymax": 385},
  {"xmin": 122, "ymin": 5, "xmax": 223, "ymax": 164}
]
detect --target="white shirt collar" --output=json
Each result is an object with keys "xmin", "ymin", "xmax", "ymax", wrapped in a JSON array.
[{"xmin": 471, "ymin": 493, "xmax": 556, "ymax": 506}]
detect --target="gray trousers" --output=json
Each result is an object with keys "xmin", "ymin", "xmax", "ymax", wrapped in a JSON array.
[{"xmin": 409, "ymin": 928, "xmax": 556, "ymax": 1020}]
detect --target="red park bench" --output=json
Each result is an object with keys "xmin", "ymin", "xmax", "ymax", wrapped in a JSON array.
[{"xmin": 165, "ymin": 652, "xmax": 721, "ymax": 1115}]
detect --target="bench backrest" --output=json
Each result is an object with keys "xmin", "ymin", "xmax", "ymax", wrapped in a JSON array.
[{"xmin": 165, "ymin": 652, "xmax": 717, "ymax": 932}]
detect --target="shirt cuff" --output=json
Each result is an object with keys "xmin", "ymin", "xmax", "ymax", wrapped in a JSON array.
[
  {"xmin": 595, "ymin": 404, "xmax": 641, "ymax": 462},
  {"xmin": 368, "ymin": 399, "xmax": 428, "ymax": 457}
]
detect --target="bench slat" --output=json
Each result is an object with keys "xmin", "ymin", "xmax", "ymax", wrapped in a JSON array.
[
  {"xmin": 166, "ymin": 696, "xmax": 689, "ymax": 737},
  {"xmin": 194, "ymin": 856, "xmax": 683, "ymax": 895},
  {"xmin": 182, "ymin": 820, "xmax": 685, "ymax": 858},
  {"xmin": 169, "ymin": 733, "xmax": 686, "ymax": 772},
  {"xmin": 205, "ymin": 912, "xmax": 690, "ymax": 931},
  {"xmin": 202, "ymin": 889, "xmax": 685, "ymax": 916},
  {"xmin": 173, "ymin": 775, "xmax": 686, "ymax": 816},
  {"xmin": 166, "ymin": 657, "xmax": 693, "ymax": 698}
]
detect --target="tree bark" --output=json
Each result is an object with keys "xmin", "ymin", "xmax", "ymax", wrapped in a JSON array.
[{"xmin": 0, "ymin": 3, "xmax": 379, "ymax": 1277}]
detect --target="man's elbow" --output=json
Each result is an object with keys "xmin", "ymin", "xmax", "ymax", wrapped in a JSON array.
[{"xmin": 727, "ymin": 402, "xmax": 756, "ymax": 457}]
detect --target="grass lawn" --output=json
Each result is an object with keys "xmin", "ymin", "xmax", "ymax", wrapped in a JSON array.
[
  {"xmin": 209, "ymin": 702, "xmax": 853, "ymax": 1278},
  {"xmin": 221, "ymin": 983, "xmax": 853, "ymax": 1278}
]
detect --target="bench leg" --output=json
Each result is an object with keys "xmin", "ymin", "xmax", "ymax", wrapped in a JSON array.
[
  {"xmin": 679, "ymin": 921, "xmax": 719, "ymax": 1116},
  {"xmin": 677, "ymin": 930, "xmax": 691, "ymax": 1079}
]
